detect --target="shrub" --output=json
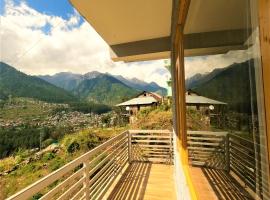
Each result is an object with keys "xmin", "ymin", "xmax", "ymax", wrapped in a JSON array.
[{"xmin": 42, "ymin": 152, "xmax": 55, "ymax": 161}]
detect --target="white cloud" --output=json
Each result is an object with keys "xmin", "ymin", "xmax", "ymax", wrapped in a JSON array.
[{"xmin": 0, "ymin": 1, "xmax": 170, "ymax": 87}]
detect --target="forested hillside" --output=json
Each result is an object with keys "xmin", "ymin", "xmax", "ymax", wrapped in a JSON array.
[
  {"xmin": 72, "ymin": 75, "xmax": 140, "ymax": 105},
  {"xmin": 0, "ymin": 62, "xmax": 77, "ymax": 103},
  {"xmin": 187, "ymin": 60, "xmax": 257, "ymax": 113}
]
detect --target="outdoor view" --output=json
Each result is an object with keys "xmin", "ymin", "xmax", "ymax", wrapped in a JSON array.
[
  {"xmin": 0, "ymin": 0, "xmax": 269, "ymax": 200},
  {"xmin": 0, "ymin": 1, "xmax": 173, "ymax": 199}
]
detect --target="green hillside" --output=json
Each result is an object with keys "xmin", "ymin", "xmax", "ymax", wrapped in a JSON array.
[
  {"xmin": 73, "ymin": 75, "xmax": 140, "ymax": 105},
  {"xmin": 191, "ymin": 60, "xmax": 257, "ymax": 113},
  {"xmin": 0, "ymin": 62, "xmax": 77, "ymax": 103}
]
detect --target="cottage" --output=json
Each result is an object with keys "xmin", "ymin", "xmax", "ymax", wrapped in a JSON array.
[
  {"xmin": 186, "ymin": 90, "xmax": 226, "ymax": 111},
  {"xmin": 117, "ymin": 96, "xmax": 158, "ymax": 115}
]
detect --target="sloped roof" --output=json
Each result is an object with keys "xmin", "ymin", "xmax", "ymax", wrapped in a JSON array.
[
  {"xmin": 116, "ymin": 97, "xmax": 157, "ymax": 106},
  {"xmin": 136, "ymin": 91, "xmax": 162, "ymax": 99},
  {"xmin": 186, "ymin": 95, "xmax": 226, "ymax": 105}
]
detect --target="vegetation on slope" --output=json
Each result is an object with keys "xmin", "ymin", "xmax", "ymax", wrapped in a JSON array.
[
  {"xmin": 73, "ymin": 75, "xmax": 140, "ymax": 105},
  {"xmin": 0, "ymin": 127, "xmax": 127, "ymax": 199},
  {"xmin": 0, "ymin": 98, "xmax": 113, "ymax": 159}
]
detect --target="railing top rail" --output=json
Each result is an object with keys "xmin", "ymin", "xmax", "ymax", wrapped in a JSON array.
[
  {"xmin": 228, "ymin": 133, "xmax": 253, "ymax": 144},
  {"xmin": 6, "ymin": 130, "xmax": 128, "ymax": 200},
  {"xmin": 129, "ymin": 130, "xmax": 172, "ymax": 134},
  {"xmin": 187, "ymin": 131, "xmax": 228, "ymax": 136}
]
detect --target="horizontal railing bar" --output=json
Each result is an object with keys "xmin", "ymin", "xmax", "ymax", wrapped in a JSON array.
[
  {"xmin": 187, "ymin": 131, "xmax": 227, "ymax": 136},
  {"xmin": 229, "ymin": 134, "xmax": 254, "ymax": 144},
  {"xmin": 92, "ymin": 159, "xmax": 128, "ymax": 199},
  {"xmin": 79, "ymin": 194, "xmax": 85, "ymax": 200},
  {"xmin": 40, "ymin": 167, "xmax": 84, "ymax": 200},
  {"xmin": 141, "ymin": 151, "xmax": 171, "ymax": 155},
  {"xmin": 229, "ymin": 151, "xmax": 255, "ymax": 168},
  {"xmin": 229, "ymin": 140, "xmax": 254, "ymax": 153},
  {"xmin": 229, "ymin": 145, "xmax": 255, "ymax": 160},
  {"xmin": 57, "ymin": 176, "xmax": 84, "ymax": 200},
  {"xmin": 132, "ymin": 135, "xmax": 171, "ymax": 138},
  {"xmin": 96, "ymin": 159, "xmax": 128, "ymax": 200},
  {"xmin": 188, "ymin": 141, "xmax": 224, "ymax": 146},
  {"xmin": 91, "ymin": 150, "xmax": 128, "ymax": 191},
  {"xmin": 187, "ymin": 146, "xmax": 224, "ymax": 152},
  {"xmin": 88, "ymin": 135, "xmax": 127, "ymax": 167},
  {"xmin": 230, "ymin": 165, "xmax": 256, "ymax": 190},
  {"xmin": 129, "ymin": 130, "xmax": 172, "ymax": 134},
  {"xmin": 230, "ymin": 157, "xmax": 255, "ymax": 177},
  {"xmin": 91, "ymin": 160, "xmax": 119, "ymax": 195},
  {"xmin": 70, "ymin": 186, "xmax": 85, "ymax": 200},
  {"xmin": 132, "ymin": 139, "xmax": 171, "ymax": 143},
  {"xmin": 90, "ymin": 146, "xmax": 128, "ymax": 185},
  {"xmin": 188, "ymin": 137, "xmax": 224, "ymax": 141},
  {"xmin": 141, "ymin": 154, "xmax": 171, "ymax": 158},
  {"xmin": 89, "ymin": 138, "xmax": 127, "ymax": 177},
  {"xmin": 133, "ymin": 144, "xmax": 171, "ymax": 148},
  {"xmin": 91, "ymin": 152, "xmax": 128, "ymax": 197},
  {"xmin": 230, "ymin": 159, "xmax": 256, "ymax": 182}
]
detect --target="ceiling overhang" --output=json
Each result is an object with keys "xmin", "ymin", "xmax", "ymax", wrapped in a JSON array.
[
  {"xmin": 70, "ymin": 0, "xmax": 251, "ymax": 61},
  {"xmin": 69, "ymin": 0, "xmax": 172, "ymax": 62}
]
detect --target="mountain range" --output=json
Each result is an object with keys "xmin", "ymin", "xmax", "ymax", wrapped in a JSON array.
[
  {"xmin": 0, "ymin": 62, "xmax": 77, "ymax": 103},
  {"xmin": 0, "ymin": 59, "xmax": 257, "ymax": 112},
  {"xmin": 186, "ymin": 59, "xmax": 257, "ymax": 113},
  {"xmin": 113, "ymin": 75, "xmax": 167, "ymax": 96},
  {"xmin": 38, "ymin": 71, "xmax": 166, "ymax": 105},
  {"xmin": 0, "ymin": 62, "xmax": 166, "ymax": 106}
]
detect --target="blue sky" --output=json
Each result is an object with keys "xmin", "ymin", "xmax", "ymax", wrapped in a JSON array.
[{"xmin": 6, "ymin": 0, "xmax": 76, "ymax": 20}]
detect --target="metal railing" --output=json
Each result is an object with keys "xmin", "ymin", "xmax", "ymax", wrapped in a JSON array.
[
  {"xmin": 7, "ymin": 130, "xmax": 173, "ymax": 200},
  {"xmin": 130, "ymin": 130, "xmax": 173, "ymax": 164},
  {"xmin": 187, "ymin": 131, "xmax": 269, "ymax": 199},
  {"xmin": 187, "ymin": 131, "xmax": 227, "ymax": 169}
]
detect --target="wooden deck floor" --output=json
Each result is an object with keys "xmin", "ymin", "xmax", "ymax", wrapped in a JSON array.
[
  {"xmin": 189, "ymin": 166, "xmax": 253, "ymax": 200},
  {"xmin": 107, "ymin": 162, "xmax": 177, "ymax": 200}
]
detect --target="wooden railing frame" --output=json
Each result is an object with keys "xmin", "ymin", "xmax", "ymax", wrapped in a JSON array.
[{"xmin": 6, "ymin": 130, "xmax": 173, "ymax": 200}]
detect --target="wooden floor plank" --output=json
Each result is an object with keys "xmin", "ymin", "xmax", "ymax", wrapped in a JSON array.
[{"xmin": 107, "ymin": 162, "xmax": 176, "ymax": 200}]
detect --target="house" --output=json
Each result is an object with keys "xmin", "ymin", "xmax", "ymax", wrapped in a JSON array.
[
  {"xmin": 9, "ymin": 1, "xmax": 270, "ymax": 200},
  {"xmin": 116, "ymin": 91, "xmax": 161, "ymax": 123},
  {"xmin": 186, "ymin": 90, "xmax": 227, "ymax": 111},
  {"xmin": 116, "ymin": 96, "xmax": 158, "ymax": 115}
]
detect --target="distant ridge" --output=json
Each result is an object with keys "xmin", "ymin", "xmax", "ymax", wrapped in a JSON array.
[
  {"xmin": 39, "ymin": 71, "xmax": 167, "ymax": 105},
  {"xmin": 113, "ymin": 75, "xmax": 167, "ymax": 96},
  {"xmin": 0, "ymin": 62, "xmax": 78, "ymax": 103},
  {"xmin": 39, "ymin": 71, "xmax": 140, "ymax": 105},
  {"xmin": 186, "ymin": 60, "xmax": 256, "ymax": 113}
]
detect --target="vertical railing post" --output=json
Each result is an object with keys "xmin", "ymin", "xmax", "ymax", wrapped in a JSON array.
[
  {"xmin": 83, "ymin": 160, "xmax": 90, "ymax": 200},
  {"xmin": 225, "ymin": 133, "xmax": 230, "ymax": 172},
  {"xmin": 170, "ymin": 131, "xmax": 173, "ymax": 164},
  {"xmin": 128, "ymin": 131, "xmax": 132, "ymax": 163}
]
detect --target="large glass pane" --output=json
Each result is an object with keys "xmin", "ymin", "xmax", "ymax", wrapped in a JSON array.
[{"xmin": 185, "ymin": 1, "xmax": 270, "ymax": 199}]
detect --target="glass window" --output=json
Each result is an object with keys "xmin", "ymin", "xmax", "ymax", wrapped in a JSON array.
[{"xmin": 184, "ymin": 1, "xmax": 270, "ymax": 199}]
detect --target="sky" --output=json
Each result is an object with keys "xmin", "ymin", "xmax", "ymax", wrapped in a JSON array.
[
  {"xmin": 0, "ymin": 0, "xmax": 171, "ymax": 87},
  {"xmin": 1, "ymin": 0, "xmax": 253, "ymax": 87}
]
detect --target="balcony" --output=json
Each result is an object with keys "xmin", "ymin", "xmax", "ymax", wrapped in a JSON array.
[
  {"xmin": 6, "ymin": 130, "xmax": 267, "ymax": 200},
  {"xmin": 6, "ymin": 130, "xmax": 176, "ymax": 200}
]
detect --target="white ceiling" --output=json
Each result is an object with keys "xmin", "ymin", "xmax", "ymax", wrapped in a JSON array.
[{"xmin": 70, "ymin": 0, "xmax": 172, "ymax": 45}]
